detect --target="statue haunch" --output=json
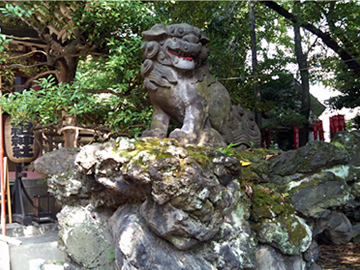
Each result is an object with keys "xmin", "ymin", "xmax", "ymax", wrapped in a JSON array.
[{"xmin": 141, "ymin": 23, "xmax": 261, "ymax": 148}]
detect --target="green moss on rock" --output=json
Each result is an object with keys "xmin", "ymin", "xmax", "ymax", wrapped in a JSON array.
[
  {"xmin": 255, "ymin": 214, "xmax": 312, "ymax": 255},
  {"xmin": 251, "ymin": 185, "xmax": 294, "ymax": 222}
]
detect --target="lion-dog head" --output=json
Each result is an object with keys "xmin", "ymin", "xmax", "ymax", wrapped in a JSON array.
[{"xmin": 141, "ymin": 23, "xmax": 210, "ymax": 91}]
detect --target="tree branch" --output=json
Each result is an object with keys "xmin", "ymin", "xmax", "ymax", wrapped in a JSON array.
[
  {"xmin": 24, "ymin": 70, "xmax": 59, "ymax": 88},
  {"xmin": 125, "ymin": 123, "xmax": 146, "ymax": 130},
  {"xmin": 7, "ymin": 50, "xmax": 47, "ymax": 60},
  {"xmin": 54, "ymin": 53, "xmax": 93, "ymax": 61},
  {"xmin": 324, "ymin": 3, "xmax": 358, "ymax": 60},
  {"xmin": 305, "ymin": 36, "xmax": 320, "ymax": 57},
  {"xmin": 30, "ymin": 4, "xmax": 51, "ymax": 36},
  {"xmin": 4, "ymin": 62, "xmax": 49, "ymax": 70},
  {"xmin": 3, "ymin": 34, "xmax": 42, "ymax": 42},
  {"xmin": 33, "ymin": 122, "xmax": 58, "ymax": 131},
  {"xmin": 312, "ymin": 1, "xmax": 327, "ymax": 15},
  {"xmin": 82, "ymin": 88, "xmax": 131, "ymax": 98},
  {"xmin": 262, "ymin": 0, "xmax": 360, "ymax": 75},
  {"xmin": 14, "ymin": 9, "xmax": 41, "ymax": 34}
]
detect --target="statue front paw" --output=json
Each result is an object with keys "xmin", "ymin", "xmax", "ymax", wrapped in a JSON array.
[
  {"xmin": 142, "ymin": 129, "xmax": 167, "ymax": 138},
  {"xmin": 169, "ymin": 129, "xmax": 197, "ymax": 145}
]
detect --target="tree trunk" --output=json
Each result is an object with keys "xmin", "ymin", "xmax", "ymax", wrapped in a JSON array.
[
  {"xmin": 249, "ymin": 0, "xmax": 262, "ymax": 129},
  {"xmin": 58, "ymin": 56, "xmax": 79, "ymax": 84},
  {"xmin": 62, "ymin": 112, "xmax": 78, "ymax": 148},
  {"xmin": 294, "ymin": 24, "xmax": 310, "ymax": 147},
  {"xmin": 58, "ymin": 55, "xmax": 79, "ymax": 147},
  {"xmin": 262, "ymin": 0, "xmax": 360, "ymax": 76}
]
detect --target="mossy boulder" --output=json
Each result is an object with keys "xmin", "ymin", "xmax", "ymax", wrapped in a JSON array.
[
  {"xmin": 251, "ymin": 184, "xmax": 294, "ymax": 221},
  {"xmin": 250, "ymin": 185, "xmax": 311, "ymax": 256},
  {"xmin": 43, "ymin": 137, "xmax": 259, "ymax": 269},
  {"xmin": 331, "ymin": 130, "xmax": 360, "ymax": 182},
  {"xmin": 332, "ymin": 130, "xmax": 360, "ymax": 162},
  {"xmin": 289, "ymin": 172, "xmax": 352, "ymax": 218},
  {"xmin": 256, "ymin": 214, "xmax": 312, "ymax": 255},
  {"xmin": 35, "ymin": 135, "xmax": 359, "ymax": 270},
  {"xmin": 269, "ymin": 141, "xmax": 349, "ymax": 185},
  {"xmin": 263, "ymin": 138, "xmax": 353, "ymax": 220}
]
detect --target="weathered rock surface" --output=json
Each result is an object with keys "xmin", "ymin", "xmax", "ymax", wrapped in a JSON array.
[
  {"xmin": 303, "ymin": 240, "xmax": 321, "ymax": 264},
  {"xmin": 36, "ymin": 138, "xmax": 258, "ymax": 269},
  {"xmin": 255, "ymin": 245, "xmax": 306, "ymax": 270},
  {"xmin": 109, "ymin": 204, "xmax": 215, "ymax": 270},
  {"xmin": 314, "ymin": 211, "xmax": 355, "ymax": 245},
  {"xmin": 34, "ymin": 131, "xmax": 360, "ymax": 270},
  {"xmin": 256, "ymin": 214, "xmax": 312, "ymax": 255},
  {"xmin": 289, "ymin": 172, "xmax": 352, "ymax": 218},
  {"xmin": 332, "ymin": 131, "xmax": 360, "ymax": 176},
  {"xmin": 57, "ymin": 205, "xmax": 114, "ymax": 270},
  {"xmin": 35, "ymin": 147, "xmax": 80, "ymax": 176},
  {"xmin": 267, "ymin": 140, "xmax": 353, "ymax": 220},
  {"xmin": 269, "ymin": 141, "xmax": 349, "ymax": 181}
]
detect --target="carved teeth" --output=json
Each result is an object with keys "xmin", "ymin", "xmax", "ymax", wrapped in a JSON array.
[{"xmin": 168, "ymin": 49, "xmax": 195, "ymax": 61}]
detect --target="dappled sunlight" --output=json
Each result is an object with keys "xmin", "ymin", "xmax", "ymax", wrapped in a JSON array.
[{"xmin": 318, "ymin": 243, "xmax": 360, "ymax": 270}]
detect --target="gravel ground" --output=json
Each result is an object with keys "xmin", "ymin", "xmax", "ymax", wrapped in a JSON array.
[{"xmin": 317, "ymin": 242, "xmax": 360, "ymax": 270}]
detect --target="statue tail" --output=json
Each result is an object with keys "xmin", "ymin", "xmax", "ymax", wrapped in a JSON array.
[{"xmin": 228, "ymin": 106, "xmax": 262, "ymax": 148}]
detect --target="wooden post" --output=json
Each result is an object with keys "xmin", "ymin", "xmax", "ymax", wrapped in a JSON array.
[
  {"xmin": 0, "ymin": 72, "xmax": 6, "ymax": 236},
  {"xmin": 4, "ymin": 158, "xmax": 11, "ymax": 224},
  {"xmin": 33, "ymin": 197, "xmax": 39, "ymax": 217}
]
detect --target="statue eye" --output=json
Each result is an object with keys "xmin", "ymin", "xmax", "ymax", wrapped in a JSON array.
[
  {"xmin": 178, "ymin": 28, "xmax": 184, "ymax": 34},
  {"xmin": 172, "ymin": 37, "xmax": 177, "ymax": 42}
]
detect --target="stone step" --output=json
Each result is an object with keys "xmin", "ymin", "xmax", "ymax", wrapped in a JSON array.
[
  {"xmin": 0, "ymin": 222, "xmax": 59, "ymax": 238},
  {"xmin": 0, "ymin": 222, "xmax": 65, "ymax": 270}
]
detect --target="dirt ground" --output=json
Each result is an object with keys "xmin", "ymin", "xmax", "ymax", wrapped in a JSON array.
[{"xmin": 317, "ymin": 242, "xmax": 360, "ymax": 270}]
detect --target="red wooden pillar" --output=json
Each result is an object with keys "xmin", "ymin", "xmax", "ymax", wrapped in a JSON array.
[
  {"xmin": 329, "ymin": 116, "xmax": 334, "ymax": 139},
  {"xmin": 313, "ymin": 119, "xmax": 325, "ymax": 141},
  {"xmin": 318, "ymin": 120, "xmax": 325, "ymax": 141},
  {"xmin": 334, "ymin": 115, "xmax": 340, "ymax": 134},
  {"xmin": 330, "ymin": 114, "xmax": 346, "ymax": 139},
  {"xmin": 313, "ymin": 120, "xmax": 318, "ymax": 141},
  {"xmin": 339, "ymin": 115, "xmax": 345, "ymax": 131}
]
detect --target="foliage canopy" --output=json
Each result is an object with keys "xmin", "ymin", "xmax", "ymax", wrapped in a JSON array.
[{"xmin": 0, "ymin": 0, "xmax": 359, "ymax": 146}]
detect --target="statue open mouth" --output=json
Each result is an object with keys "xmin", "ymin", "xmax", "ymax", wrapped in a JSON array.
[{"xmin": 168, "ymin": 49, "xmax": 194, "ymax": 61}]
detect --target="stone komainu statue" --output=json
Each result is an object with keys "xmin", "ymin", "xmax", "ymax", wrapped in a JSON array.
[{"xmin": 141, "ymin": 23, "xmax": 261, "ymax": 148}]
